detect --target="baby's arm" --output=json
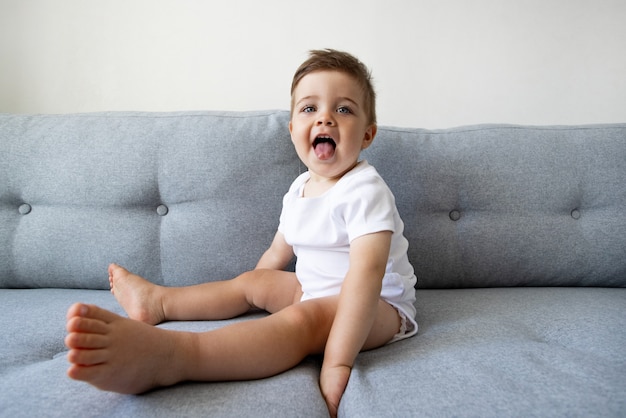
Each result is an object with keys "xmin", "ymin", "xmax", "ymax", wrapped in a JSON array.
[
  {"xmin": 255, "ymin": 231, "xmax": 294, "ymax": 270},
  {"xmin": 320, "ymin": 230, "xmax": 392, "ymax": 417}
]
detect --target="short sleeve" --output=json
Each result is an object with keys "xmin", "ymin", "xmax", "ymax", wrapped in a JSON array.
[{"xmin": 337, "ymin": 170, "xmax": 397, "ymax": 243}]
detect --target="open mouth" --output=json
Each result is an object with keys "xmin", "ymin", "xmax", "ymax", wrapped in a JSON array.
[{"xmin": 313, "ymin": 135, "xmax": 336, "ymax": 160}]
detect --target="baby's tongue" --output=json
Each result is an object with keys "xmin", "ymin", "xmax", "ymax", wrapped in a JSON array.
[{"xmin": 314, "ymin": 142, "xmax": 335, "ymax": 160}]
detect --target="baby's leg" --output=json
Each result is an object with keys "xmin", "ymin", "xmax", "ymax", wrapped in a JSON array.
[
  {"xmin": 65, "ymin": 297, "xmax": 337, "ymax": 393},
  {"xmin": 109, "ymin": 264, "xmax": 301, "ymax": 324}
]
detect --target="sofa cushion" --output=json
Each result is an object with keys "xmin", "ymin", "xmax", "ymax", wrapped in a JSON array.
[
  {"xmin": 1, "ymin": 287, "xmax": 623, "ymax": 417},
  {"xmin": 341, "ymin": 287, "xmax": 626, "ymax": 417},
  {"xmin": 1, "ymin": 113, "xmax": 624, "ymax": 290},
  {"xmin": 366, "ymin": 124, "xmax": 626, "ymax": 288},
  {"xmin": 0, "ymin": 111, "xmax": 300, "ymax": 289},
  {"xmin": 0, "ymin": 288, "xmax": 328, "ymax": 417}
]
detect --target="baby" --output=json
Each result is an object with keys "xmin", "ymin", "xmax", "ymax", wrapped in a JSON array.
[{"xmin": 65, "ymin": 49, "xmax": 417, "ymax": 417}]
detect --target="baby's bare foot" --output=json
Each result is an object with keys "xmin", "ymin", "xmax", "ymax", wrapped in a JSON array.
[
  {"xmin": 108, "ymin": 263, "xmax": 165, "ymax": 325},
  {"xmin": 65, "ymin": 303, "xmax": 192, "ymax": 394}
]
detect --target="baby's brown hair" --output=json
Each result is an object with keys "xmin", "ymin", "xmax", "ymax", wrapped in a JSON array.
[{"xmin": 290, "ymin": 49, "xmax": 377, "ymax": 125}]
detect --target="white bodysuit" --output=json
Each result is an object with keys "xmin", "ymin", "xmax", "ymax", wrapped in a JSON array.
[{"xmin": 278, "ymin": 161, "xmax": 418, "ymax": 341}]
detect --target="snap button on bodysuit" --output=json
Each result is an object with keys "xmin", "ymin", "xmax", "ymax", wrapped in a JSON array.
[
  {"xmin": 156, "ymin": 205, "xmax": 169, "ymax": 216},
  {"xmin": 571, "ymin": 209, "xmax": 581, "ymax": 220},
  {"xmin": 449, "ymin": 210, "xmax": 461, "ymax": 221},
  {"xmin": 18, "ymin": 203, "xmax": 32, "ymax": 215}
]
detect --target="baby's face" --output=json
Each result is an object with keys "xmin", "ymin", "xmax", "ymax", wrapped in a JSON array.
[{"xmin": 289, "ymin": 70, "xmax": 376, "ymax": 183}]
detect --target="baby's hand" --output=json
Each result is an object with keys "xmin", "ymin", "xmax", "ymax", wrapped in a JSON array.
[{"xmin": 320, "ymin": 364, "xmax": 352, "ymax": 418}]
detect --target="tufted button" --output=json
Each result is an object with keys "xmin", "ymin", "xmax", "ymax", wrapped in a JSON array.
[
  {"xmin": 571, "ymin": 209, "xmax": 581, "ymax": 220},
  {"xmin": 449, "ymin": 210, "xmax": 461, "ymax": 221},
  {"xmin": 18, "ymin": 203, "xmax": 32, "ymax": 215},
  {"xmin": 156, "ymin": 204, "xmax": 169, "ymax": 216}
]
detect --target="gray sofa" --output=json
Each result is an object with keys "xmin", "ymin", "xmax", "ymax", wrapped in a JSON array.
[{"xmin": 1, "ymin": 110, "xmax": 624, "ymax": 417}]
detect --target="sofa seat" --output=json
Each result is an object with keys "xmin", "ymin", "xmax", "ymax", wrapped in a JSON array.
[
  {"xmin": 1, "ymin": 287, "xmax": 624, "ymax": 417},
  {"xmin": 343, "ymin": 288, "xmax": 626, "ymax": 417}
]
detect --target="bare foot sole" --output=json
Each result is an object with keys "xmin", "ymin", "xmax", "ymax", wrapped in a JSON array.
[
  {"xmin": 65, "ymin": 303, "xmax": 189, "ymax": 394},
  {"xmin": 108, "ymin": 263, "xmax": 165, "ymax": 325}
]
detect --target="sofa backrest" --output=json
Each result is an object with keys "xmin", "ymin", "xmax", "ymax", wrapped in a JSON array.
[
  {"xmin": 1, "ymin": 111, "xmax": 625, "ymax": 289},
  {"xmin": 368, "ymin": 123, "xmax": 626, "ymax": 288},
  {"xmin": 0, "ymin": 111, "xmax": 299, "ymax": 289}
]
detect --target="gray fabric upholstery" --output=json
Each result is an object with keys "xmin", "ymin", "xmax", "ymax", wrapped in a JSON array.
[
  {"xmin": 0, "ymin": 111, "xmax": 300, "ymax": 288},
  {"xmin": 366, "ymin": 124, "xmax": 626, "ymax": 288},
  {"xmin": 2, "ymin": 113, "xmax": 624, "ymax": 290},
  {"xmin": 342, "ymin": 288, "xmax": 626, "ymax": 417},
  {"xmin": 0, "ymin": 111, "xmax": 624, "ymax": 417},
  {"xmin": 1, "ymin": 288, "xmax": 624, "ymax": 417},
  {"xmin": 0, "ymin": 289, "xmax": 328, "ymax": 417}
]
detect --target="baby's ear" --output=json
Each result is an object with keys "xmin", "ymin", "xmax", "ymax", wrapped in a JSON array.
[{"xmin": 361, "ymin": 124, "xmax": 377, "ymax": 150}]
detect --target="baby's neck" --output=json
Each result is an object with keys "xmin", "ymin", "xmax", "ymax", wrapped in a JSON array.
[
  {"xmin": 302, "ymin": 160, "xmax": 363, "ymax": 197},
  {"xmin": 302, "ymin": 176, "xmax": 338, "ymax": 198}
]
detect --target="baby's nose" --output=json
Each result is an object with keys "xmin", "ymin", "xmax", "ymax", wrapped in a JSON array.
[{"xmin": 316, "ymin": 113, "xmax": 335, "ymax": 126}]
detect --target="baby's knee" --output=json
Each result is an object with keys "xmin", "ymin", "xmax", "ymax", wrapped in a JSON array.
[
  {"xmin": 284, "ymin": 300, "xmax": 335, "ymax": 335},
  {"xmin": 231, "ymin": 270, "xmax": 268, "ymax": 296}
]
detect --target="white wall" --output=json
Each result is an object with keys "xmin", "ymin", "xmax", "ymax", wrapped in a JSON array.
[{"xmin": 1, "ymin": 0, "xmax": 625, "ymax": 128}]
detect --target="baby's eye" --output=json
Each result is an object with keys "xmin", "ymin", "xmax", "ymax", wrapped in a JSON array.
[
  {"xmin": 337, "ymin": 106, "xmax": 352, "ymax": 114},
  {"xmin": 301, "ymin": 105, "xmax": 316, "ymax": 113}
]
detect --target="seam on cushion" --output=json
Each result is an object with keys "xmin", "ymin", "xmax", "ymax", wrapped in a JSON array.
[
  {"xmin": 0, "ymin": 110, "xmax": 291, "ymax": 120},
  {"xmin": 378, "ymin": 123, "xmax": 626, "ymax": 135}
]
